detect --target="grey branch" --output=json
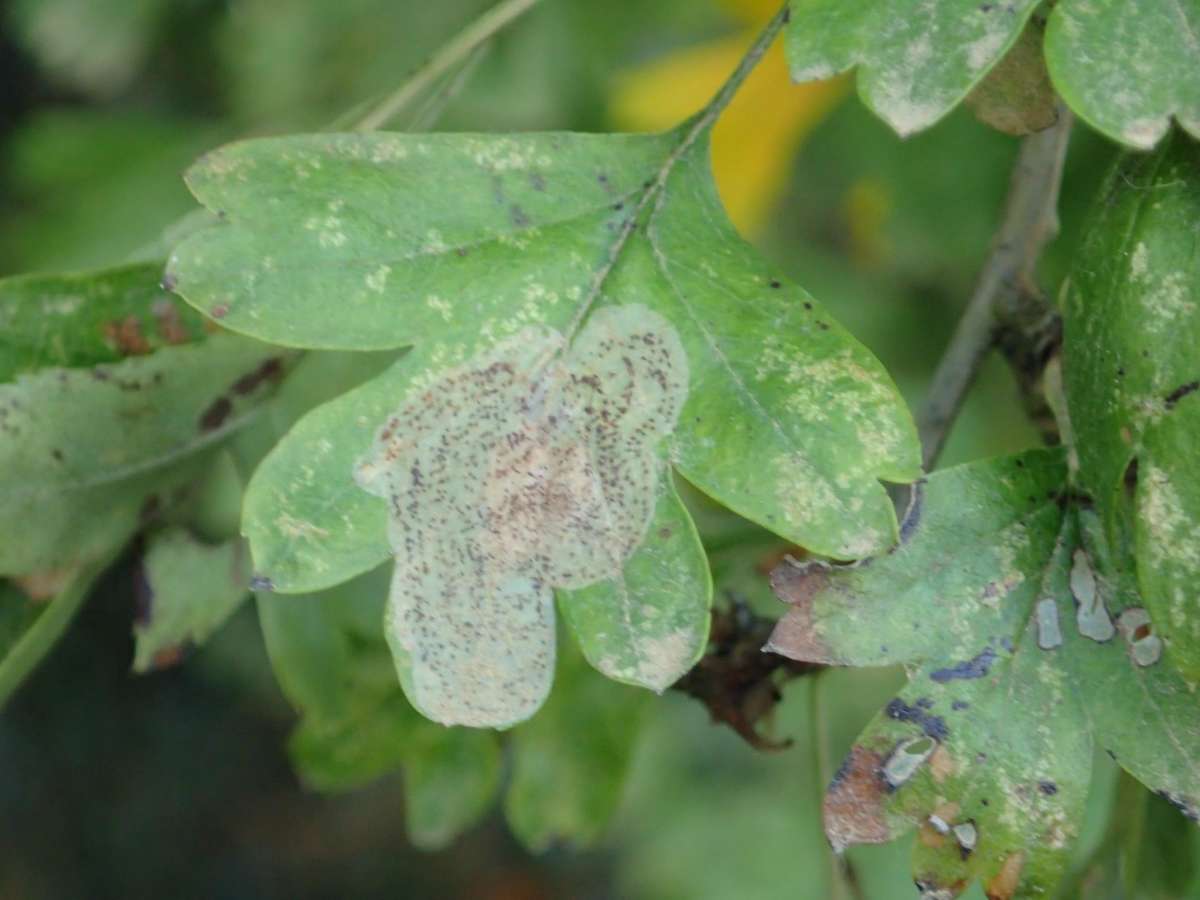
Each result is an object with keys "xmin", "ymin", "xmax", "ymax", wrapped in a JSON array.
[{"xmin": 916, "ymin": 104, "xmax": 1073, "ymax": 470}]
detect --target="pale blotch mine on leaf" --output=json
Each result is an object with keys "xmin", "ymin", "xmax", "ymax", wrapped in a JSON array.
[
  {"xmin": 354, "ymin": 304, "xmax": 687, "ymax": 728},
  {"xmin": 882, "ymin": 735, "xmax": 937, "ymax": 789},
  {"xmin": 1069, "ymin": 548, "xmax": 1115, "ymax": 642},
  {"xmin": 1035, "ymin": 596, "xmax": 1063, "ymax": 650},
  {"xmin": 1115, "ymin": 607, "xmax": 1163, "ymax": 667}
]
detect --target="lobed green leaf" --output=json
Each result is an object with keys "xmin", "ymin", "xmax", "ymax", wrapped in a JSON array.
[
  {"xmin": 1061, "ymin": 132, "xmax": 1200, "ymax": 680},
  {"xmin": 785, "ymin": 0, "xmax": 1039, "ymax": 137},
  {"xmin": 769, "ymin": 450, "xmax": 1200, "ymax": 897},
  {"xmin": 1045, "ymin": 0, "xmax": 1200, "ymax": 149}
]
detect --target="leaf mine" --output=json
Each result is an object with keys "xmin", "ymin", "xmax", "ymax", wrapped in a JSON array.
[
  {"xmin": 1114, "ymin": 607, "xmax": 1163, "ymax": 667},
  {"xmin": 353, "ymin": 304, "xmax": 687, "ymax": 727},
  {"xmin": 1069, "ymin": 548, "xmax": 1115, "ymax": 642}
]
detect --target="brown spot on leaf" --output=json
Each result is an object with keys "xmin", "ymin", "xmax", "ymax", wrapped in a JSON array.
[
  {"xmin": 986, "ymin": 852, "xmax": 1025, "ymax": 900},
  {"xmin": 825, "ymin": 745, "xmax": 891, "ymax": 852},
  {"xmin": 103, "ymin": 316, "xmax": 152, "ymax": 356},
  {"xmin": 210, "ymin": 303, "xmax": 230, "ymax": 319},
  {"xmin": 230, "ymin": 357, "xmax": 284, "ymax": 395},
  {"xmin": 929, "ymin": 745, "xmax": 956, "ymax": 783},
  {"xmin": 199, "ymin": 396, "xmax": 232, "ymax": 432}
]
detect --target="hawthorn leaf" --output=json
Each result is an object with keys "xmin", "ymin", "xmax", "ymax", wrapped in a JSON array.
[
  {"xmin": 256, "ymin": 564, "xmax": 502, "ymax": 847},
  {"xmin": 0, "ymin": 263, "xmax": 290, "ymax": 578},
  {"xmin": 171, "ymin": 129, "xmax": 920, "ymax": 569},
  {"xmin": 1061, "ymin": 133, "xmax": 1200, "ymax": 680},
  {"xmin": 0, "ymin": 263, "xmax": 200, "ymax": 381},
  {"xmin": 769, "ymin": 450, "xmax": 1200, "ymax": 897},
  {"xmin": 1045, "ymin": 0, "xmax": 1200, "ymax": 149},
  {"xmin": 171, "ymin": 123, "xmax": 918, "ymax": 725},
  {"xmin": 131, "ymin": 528, "xmax": 250, "ymax": 672},
  {"xmin": 504, "ymin": 637, "xmax": 649, "ymax": 852},
  {"xmin": 0, "ymin": 330, "xmax": 287, "ymax": 576},
  {"xmin": 784, "ymin": 0, "xmax": 1039, "ymax": 137},
  {"xmin": 559, "ymin": 474, "xmax": 712, "ymax": 693},
  {"xmin": 769, "ymin": 450, "xmax": 1087, "ymax": 896}
]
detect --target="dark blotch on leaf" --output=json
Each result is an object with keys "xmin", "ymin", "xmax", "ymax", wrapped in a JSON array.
[
  {"xmin": 199, "ymin": 396, "xmax": 232, "ymax": 432},
  {"xmin": 885, "ymin": 698, "xmax": 949, "ymax": 740},
  {"xmin": 231, "ymin": 357, "xmax": 283, "ymax": 396},
  {"xmin": 1165, "ymin": 380, "xmax": 1199, "ymax": 409},
  {"xmin": 930, "ymin": 646, "xmax": 997, "ymax": 683},
  {"xmin": 1038, "ymin": 780, "xmax": 1058, "ymax": 796}
]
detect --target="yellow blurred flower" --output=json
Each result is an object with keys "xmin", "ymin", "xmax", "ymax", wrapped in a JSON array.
[{"xmin": 609, "ymin": 0, "xmax": 848, "ymax": 236}]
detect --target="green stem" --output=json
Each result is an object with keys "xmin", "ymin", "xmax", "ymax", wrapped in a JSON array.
[
  {"xmin": 0, "ymin": 551, "xmax": 118, "ymax": 708},
  {"xmin": 353, "ymin": 0, "xmax": 541, "ymax": 132}
]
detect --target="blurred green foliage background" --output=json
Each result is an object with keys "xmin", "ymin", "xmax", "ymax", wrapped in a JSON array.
[{"xmin": 2, "ymin": 0, "xmax": 1189, "ymax": 898}]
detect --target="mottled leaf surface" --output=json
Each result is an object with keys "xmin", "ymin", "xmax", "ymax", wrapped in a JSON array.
[
  {"xmin": 0, "ymin": 331, "xmax": 286, "ymax": 576},
  {"xmin": 559, "ymin": 478, "xmax": 711, "ymax": 692},
  {"xmin": 1061, "ymin": 133, "xmax": 1200, "ymax": 680},
  {"xmin": 768, "ymin": 451, "xmax": 1200, "ymax": 897},
  {"xmin": 1045, "ymin": 0, "xmax": 1200, "ymax": 149},
  {"xmin": 0, "ymin": 263, "xmax": 289, "ymax": 578},
  {"xmin": 172, "ymin": 128, "xmax": 919, "ymax": 568},
  {"xmin": 353, "ymin": 305, "xmax": 687, "ymax": 726},
  {"xmin": 784, "ymin": 0, "xmax": 1039, "ymax": 136},
  {"xmin": 170, "ymin": 125, "xmax": 918, "ymax": 723},
  {"xmin": 0, "ymin": 263, "xmax": 202, "ymax": 381},
  {"xmin": 132, "ymin": 528, "xmax": 250, "ymax": 672}
]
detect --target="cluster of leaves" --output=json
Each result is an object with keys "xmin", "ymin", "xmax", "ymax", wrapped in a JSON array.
[
  {"xmin": 3, "ymin": 0, "xmax": 1199, "ymax": 894},
  {"xmin": 768, "ymin": 133, "xmax": 1200, "ymax": 895},
  {"xmin": 786, "ymin": 0, "xmax": 1200, "ymax": 148}
]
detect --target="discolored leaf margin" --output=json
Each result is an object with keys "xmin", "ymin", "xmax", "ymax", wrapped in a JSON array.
[
  {"xmin": 768, "ymin": 449, "xmax": 1200, "ymax": 897},
  {"xmin": 1060, "ymin": 131, "xmax": 1200, "ymax": 681}
]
